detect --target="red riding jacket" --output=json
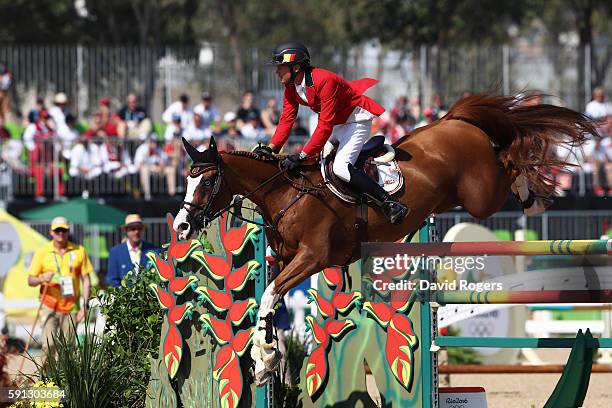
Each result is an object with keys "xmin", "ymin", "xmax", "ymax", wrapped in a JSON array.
[{"xmin": 271, "ymin": 67, "xmax": 385, "ymax": 156}]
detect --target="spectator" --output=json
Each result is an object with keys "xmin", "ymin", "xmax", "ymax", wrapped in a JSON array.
[
  {"xmin": 236, "ymin": 90, "xmax": 261, "ymax": 129},
  {"xmin": 163, "ymin": 123, "xmax": 184, "ymax": 185},
  {"xmin": 57, "ymin": 113, "xmax": 79, "ymax": 160},
  {"xmin": 192, "ymin": 91, "xmax": 220, "ymax": 130},
  {"xmin": 240, "ymin": 110, "xmax": 267, "ymax": 142},
  {"xmin": 390, "ymin": 96, "xmax": 410, "ymax": 122},
  {"xmin": 27, "ymin": 97, "xmax": 46, "ymax": 124},
  {"xmin": 83, "ymin": 114, "xmax": 104, "ymax": 138},
  {"xmin": 134, "ymin": 135, "xmax": 176, "ymax": 200},
  {"xmin": 106, "ymin": 214, "xmax": 158, "ymax": 287},
  {"xmin": 183, "ymin": 112, "xmax": 210, "ymax": 147},
  {"xmin": 0, "ymin": 115, "xmax": 24, "ymax": 172},
  {"xmin": 95, "ymin": 97, "xmax": 119, "ymax": 136},
  {"xmin": 26, "ymin": 110, "xmax": 64, "ymax": 200},
  {"xmin": 164, "ymin": 113, "xmax": 184, "ymax": 142},
  {"xmin": 584, "ymin": 133, "xmax": 612, "ymax": 196},
  {"xmin": 414, "ymin": 108, "xmax": 435, "ymax": 129},
  {"xmin": 48, "ymin": 92, "xmax": 70, "ymax": 136},
  {"xmin": 409, "ymin": 98, "xmax": 421, "ymax": 120},
  {"xmin": 69, "ymin": 135, "xmax": 104, "ymax": 180},
  {"xmin": 0, "ymin": 62, "xmax": 11, "ymax": 120},
  {"xmin": 385, "ymin": 114, "xmax": 406, "ymax": 143},
  {"xmin": 27, "ymin": 216, "xmax": 92, "ymax": 355},
  {"xmin": 432, "ymin": 93, "xmax": 447, "ymax": 118},
  {"xmin": 162, "ymin": 94, "xmax": 192, "ymax": 126},
  {"xmin": 117, "ymin": 93, "xmax": 152, "ymax": 140},
  {"xmin": 217, "ymin": 112, "xmax": 243, "ymax": 152},
  {"xmin": 101, "ymin": 135, "xmax": 134, "ymax": 178},
  {"xmin": 586, "ymin": 87, "xmax": 611, "ymax": 123},
  {"xmin": 261, "ymin": 97, "xmax": 280, "ymax": 137}
]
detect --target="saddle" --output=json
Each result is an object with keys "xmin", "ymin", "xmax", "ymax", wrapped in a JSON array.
[{"xmin": 321, "ymin": 135, "xmax": 404, "ymax": 203}]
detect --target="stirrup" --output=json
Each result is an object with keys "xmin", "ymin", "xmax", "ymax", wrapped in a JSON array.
[{"xmin": 382, "ymin": 200, "xmax": 409, "ymax": 224}]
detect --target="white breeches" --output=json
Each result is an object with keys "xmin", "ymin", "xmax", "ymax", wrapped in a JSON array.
[{"xmin": 329, "ymin": 119, "xmax": 373, "ymax": 182}]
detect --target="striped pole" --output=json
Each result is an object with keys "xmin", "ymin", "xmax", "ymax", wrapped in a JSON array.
[
  {"xmin": 392, "ymin": 239, "xmax": 612, "ymax": 256},
  {"xmin": 435, "ymin": 289, "xmax": 612, "ymax": 305}
]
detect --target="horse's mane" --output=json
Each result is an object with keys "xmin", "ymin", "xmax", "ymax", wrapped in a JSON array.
[{"xmin": 224, "ymin": 150, "xmax": 279, "ymax": 163}]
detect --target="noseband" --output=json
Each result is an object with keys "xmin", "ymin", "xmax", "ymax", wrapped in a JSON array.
[{"xmin": 181, "ymin": 161, "xmax": 224, "ymax": 230}]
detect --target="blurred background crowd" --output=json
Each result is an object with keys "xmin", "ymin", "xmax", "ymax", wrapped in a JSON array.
[
  {"xmin": 0, "ymin": 83, "xmax": 610, "ymax": 202},
  {"xmin": 0, "ymin": 0, "xmax": 611, "ymax": 203}
]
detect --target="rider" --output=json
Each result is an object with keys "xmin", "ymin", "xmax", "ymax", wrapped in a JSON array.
[{"xmin": 255, "ymin": 41, "xmax": 409, "ymax": 224}]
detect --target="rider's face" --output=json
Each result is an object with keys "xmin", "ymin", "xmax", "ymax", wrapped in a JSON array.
[{"xmin": 276, "ymin": 64, "xmax": 292, "ymax": 84}]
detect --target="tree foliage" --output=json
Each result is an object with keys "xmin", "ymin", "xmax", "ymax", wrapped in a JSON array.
[{"xmin": 0, "ymin": 0, "xmax": 609, "ymax": 51}]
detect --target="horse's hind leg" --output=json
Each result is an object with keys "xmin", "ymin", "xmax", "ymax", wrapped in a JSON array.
[
  {"xmin": 458, "ymin": 160, "xmax": 511, "ymax": 219},
  {"xmin": 511, "ymin": 173, "xmax": 551, "ymax": 215},
  {"xmin": 251, "ymin": 246, "xmax": 323, "ymax": 385}
]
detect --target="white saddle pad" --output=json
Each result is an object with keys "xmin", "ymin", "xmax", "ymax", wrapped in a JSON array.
[{"xmin": 320, "ymin": 159, "xmax": 404, "ymax": 204}]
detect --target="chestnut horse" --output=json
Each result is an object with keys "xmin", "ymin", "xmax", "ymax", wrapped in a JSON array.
[{"xmin": 173, "ymin": 94, "xmax": 596, "ymax": 383}]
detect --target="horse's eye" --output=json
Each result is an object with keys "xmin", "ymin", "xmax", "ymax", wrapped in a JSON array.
[{"xmin": 204, "ymin": 180, "xmax": 212, "ymax": 186}]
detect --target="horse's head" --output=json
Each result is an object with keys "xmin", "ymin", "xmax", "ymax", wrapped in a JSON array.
[{"xmin": 174, "ymin": 137, "xmax": 233, "ymax": 240}]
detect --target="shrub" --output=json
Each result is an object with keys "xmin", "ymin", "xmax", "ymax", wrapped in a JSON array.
[{"xmin": 98, "ymin": 265, "xmax": 164, "ymax": 407}]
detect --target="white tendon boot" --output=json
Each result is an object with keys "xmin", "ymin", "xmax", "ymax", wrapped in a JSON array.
[{"xmin": 251, "ymin": 311, "xmax": 282, "ymax": 386}]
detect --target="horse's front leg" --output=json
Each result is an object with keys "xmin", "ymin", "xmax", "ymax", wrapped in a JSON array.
[{"xmin": 251, "ymin": 246, "xmax": 322, "ymax": 386}]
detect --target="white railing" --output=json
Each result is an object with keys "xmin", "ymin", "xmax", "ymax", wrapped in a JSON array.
[{"xmin": 3, "ymin": 138, "xmax": 308, "ymax": 200}]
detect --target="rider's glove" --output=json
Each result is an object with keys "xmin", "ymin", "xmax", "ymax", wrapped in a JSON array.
[
  {"xmin": 252, "ymin": 144, "xmax": 275, "ymax": 158},
  {"xmin": 280, "ymin": 153, "xmax": 306, "ymax": 171}
]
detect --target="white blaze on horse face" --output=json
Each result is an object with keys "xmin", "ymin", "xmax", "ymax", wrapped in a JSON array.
[{"xmin": 173, "ymin": 174, "xmax": 203, "ymax": 240}]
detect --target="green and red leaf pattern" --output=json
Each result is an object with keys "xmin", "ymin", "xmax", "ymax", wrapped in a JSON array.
[
  {"xmin": 363, "ymin": 298, "xmax": 419, "ymax": 391},
  {"xmin": 189, "ymin": 211, "xmax": 263, "ymax": 407},
  {"xmin": 214, "ymin": 348, "xmax": 243, "ymax": 408},
  {"xmin": 303, "ymin": 267, "xmax": 360, "ymax": 398}
]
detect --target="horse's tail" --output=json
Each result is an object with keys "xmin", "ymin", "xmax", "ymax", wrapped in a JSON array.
[{"xmin": 443, "ymin": 93, "xmax": 598, "ymax": 198}]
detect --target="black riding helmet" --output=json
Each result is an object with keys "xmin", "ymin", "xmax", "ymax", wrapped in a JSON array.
[{"xmin": 271, "ymin": 41, "xmax": 310, "ymax": 66}]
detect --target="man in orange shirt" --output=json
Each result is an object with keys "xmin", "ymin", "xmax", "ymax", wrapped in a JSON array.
[{"xmin": 28, "ymin": 216, "xmax": 93, "ymax": 353}]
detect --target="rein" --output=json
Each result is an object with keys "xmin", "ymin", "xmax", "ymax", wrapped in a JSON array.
[
  {"xmin": 181, "ymin": 159, "xmax": 289, "ymax": 230},
  {"xmin": 181, "ymin": 155, "xmax": 328, "ymax": 235}
]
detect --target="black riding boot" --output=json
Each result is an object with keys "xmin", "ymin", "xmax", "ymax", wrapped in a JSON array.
[{"xmin": 347, "ymin": 164, "xmax": 409, "ymax": 225}]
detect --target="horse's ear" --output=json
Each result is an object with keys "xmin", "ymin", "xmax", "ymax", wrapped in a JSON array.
[
  {"xmin": 208, "ymin": 136, "xmax": 219, "ymax": 162},
  {"xmin": 182, "ymin": 137, "xmax": 204, "ymax": 163}
]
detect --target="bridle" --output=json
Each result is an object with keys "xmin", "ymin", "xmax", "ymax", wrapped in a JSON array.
[
  {"xmin": 181, "ymin": 161, "xmax": 225, "ymax": 231},
  {"xmin": 180, "ymin": 157, "xmax": 290, "ymax": 232}
]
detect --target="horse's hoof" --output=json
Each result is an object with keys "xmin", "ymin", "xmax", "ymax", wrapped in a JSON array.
[{"xmin": 524, "ymin": 198, "xmax": 550, "ymax": 216}]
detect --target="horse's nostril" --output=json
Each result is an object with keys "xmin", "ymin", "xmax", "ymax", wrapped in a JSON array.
[{"xmin": 178, "ymin": 222, "xmax": 190, "ymax": 232}]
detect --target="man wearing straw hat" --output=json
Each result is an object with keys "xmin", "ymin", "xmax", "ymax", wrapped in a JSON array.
[
  {"xmin": 106, "ymin": 214, "xmax": 158, "ymax": 287},
  {"xmin": 27, "ymin": 216, "xmax": 93, "ymax": 353}
]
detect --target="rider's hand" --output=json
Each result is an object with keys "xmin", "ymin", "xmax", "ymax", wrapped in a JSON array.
[
  {"xmin": 252, "ymin": 145, "xmax": 275, "ymax": 157},
  {"xmin": 280, "ymin": 153, "xmax": 303, "ymax": 171}
]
